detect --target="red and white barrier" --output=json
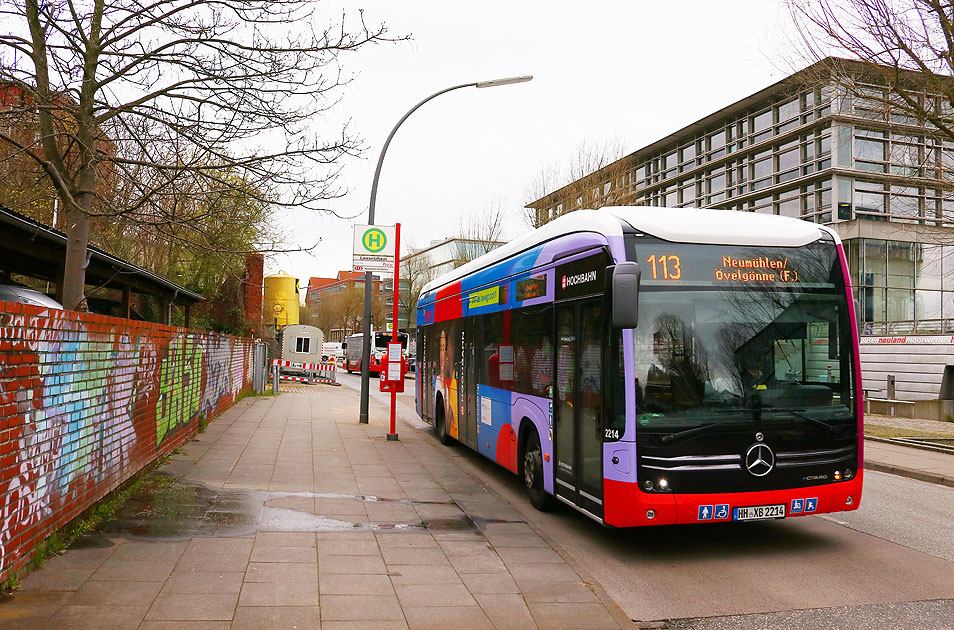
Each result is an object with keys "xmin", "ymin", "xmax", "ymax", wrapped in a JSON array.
[
  {"xmin": 270, "ymin": 358, "xmax": 337, "ymax": 371},
  {"xmin": 270, "ymin": 358, "xmax": 337, "ymax": 384},
  {"xmin": 278, "ymin": 374, "xmax": 335, "ymax": 384}
]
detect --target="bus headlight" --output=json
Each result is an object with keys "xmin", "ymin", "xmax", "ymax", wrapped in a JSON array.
[
  {"xmin": 843, "ymin": 468, "xmax": 853, "ymax": 480},
  {"xmin": 657, "ymin": 478, "xmax": 669, "ymax": 490},
  {"xmin": 642, "ymin": 480, "xmax": 653, "ymax": 491}
]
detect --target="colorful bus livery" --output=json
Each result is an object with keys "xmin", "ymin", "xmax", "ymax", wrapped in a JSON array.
[{"xmin": 415, "ymin": 207, "xmax": 863, "ymax": 527}]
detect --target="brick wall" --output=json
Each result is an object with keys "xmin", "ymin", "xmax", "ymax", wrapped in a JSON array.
[{"xmin": 0, "ymin": 301, "xmax": 254, "ymax": 582}]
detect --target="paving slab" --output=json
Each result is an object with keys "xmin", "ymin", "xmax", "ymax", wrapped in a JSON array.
[{"xmin": 4, "ymin": 384, "xmax": 632, "ymax": 629}]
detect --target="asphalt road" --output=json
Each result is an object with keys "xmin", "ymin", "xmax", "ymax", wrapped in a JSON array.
[{"xmin": 337, "ymin": 373, "xmax": 954, "ymax": 629}]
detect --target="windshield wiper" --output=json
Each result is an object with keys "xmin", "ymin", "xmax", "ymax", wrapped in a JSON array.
[
  {"xmin": 660, "ymin": 420, "xmax": 751, "ymax": 445},
  {"xmin": 763, "ymin": 407, "xmax": 843, "ymax": 434}
]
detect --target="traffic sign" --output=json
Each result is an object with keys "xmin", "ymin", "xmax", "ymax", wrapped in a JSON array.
[{"xmin": 353, "ymin": 224, "xmax": 396, "ymax": 273}]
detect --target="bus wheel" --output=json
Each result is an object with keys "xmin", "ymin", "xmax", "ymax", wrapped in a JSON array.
[
  {"xmin": 523, "ymin": 431, "xmax": 553, "ymax": 512},
  {"xmin": 436, "ymin": 403, "xmax": 453, "ymax": 445}
]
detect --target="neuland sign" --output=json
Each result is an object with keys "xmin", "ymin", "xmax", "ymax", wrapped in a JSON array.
[{"xmin": 861, "ymin": 335, "xmax": 954, "ymax": 345}]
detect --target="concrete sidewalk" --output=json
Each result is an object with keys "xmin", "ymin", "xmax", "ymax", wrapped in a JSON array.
[
  {"xmin": 863, "ymin": 413, "xmax": 954, "ymax": 488},
  {"xmin": 1, "ymin": 384, "xmax": 633, "ymax": 630},
  {"xmin": 864, "ymin": 439, "xmax": 954, "ymax": 488}
]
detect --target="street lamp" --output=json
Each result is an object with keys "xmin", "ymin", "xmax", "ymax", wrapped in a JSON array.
[{"xmin": 358, "ymin": 75, "xmax": 533, "ymax": 424}]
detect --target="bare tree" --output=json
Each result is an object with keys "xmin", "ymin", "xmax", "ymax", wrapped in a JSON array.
[
  {"xmin": 0, "ymin": 0, "xmax": 401, "ymax": 309},
  {"xmin": 311, "ymin": 284, "xmax": 386, "ymax": 338},
  {"xmin": 454, "ymin": 200, "xmax": 507, "ymax": 265},
  {"xmin": 522, "ymin": 137, "xmax": 630, "ymax": 228},
  {"xmin": 788, "ymin": 0, "xmax": 954, "ymax": 142},
  {"xmin": 399, "ymin": 241, "xmax": 435, "ymax": 333}
]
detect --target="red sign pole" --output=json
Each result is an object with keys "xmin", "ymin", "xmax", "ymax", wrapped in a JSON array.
[{"xmin": 387, "ymin": 222, "xmax": 401, "ymax": 441}]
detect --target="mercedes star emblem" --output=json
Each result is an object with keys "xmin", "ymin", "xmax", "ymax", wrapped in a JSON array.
[{"xmin": 745, "ymin": 443, "xmax": 775, "ymax": 477}]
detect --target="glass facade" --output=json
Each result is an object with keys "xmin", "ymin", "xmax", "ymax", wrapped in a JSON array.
[
  {"xmin": 846, "ymin": 239, "xmax": 954, "ymax": 334},
  {"xmin": 532, "ymin": 74, "xmax": 954, "ymax": 335}
]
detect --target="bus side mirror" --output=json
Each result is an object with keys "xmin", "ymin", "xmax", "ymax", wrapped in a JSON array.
[{"xmin": 611, "ymin": 262, "xmax": 640, "ymax": 329}]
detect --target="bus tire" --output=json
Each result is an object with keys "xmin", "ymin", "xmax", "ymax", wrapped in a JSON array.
[
  {"xmin": 523, "ymin": 430, "xmax": 553, "ymax": 512},
  {"xmin": 435, "ymin": 400, "xmax": 453, "ymax": 445}
]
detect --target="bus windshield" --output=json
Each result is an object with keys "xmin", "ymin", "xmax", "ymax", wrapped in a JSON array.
[
  {"xmin": 374, "ymin": 332, "xmax": 407, "ymax": 350},
  {"xmin": 629, "ymin": 238, "xmax": 855, "ymax": 432}
]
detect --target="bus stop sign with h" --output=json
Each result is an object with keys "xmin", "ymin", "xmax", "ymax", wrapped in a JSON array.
[{"xmin": 354, "ymin": 223, "xmax": 403, "ymax": 440}]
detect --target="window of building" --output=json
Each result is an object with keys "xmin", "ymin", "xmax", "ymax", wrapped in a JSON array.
[
  {"xmin": 679, "ymin": 179, "xmax": 696, "ymax": 205},
  {"xmin": 777, "ymin": 195, "xmax": 799, "ymax": 218},
  {"xmin": 680, "ymin": 143, "xmax": 696, "ymax": 167},
  {"xmin": 751, "ymin": 150, "xmax": 772, "ymax": 190},
  {"xmin": 890, "ymin": 186, "xmax": 921, "ymax": 222},
  {"xmin": 801, "ymin": 184, "xmax": 817, "ymax": 220},
  {"xmin": 917, "ymin": 244, "xmax": 943, "ymax": 290},
  {"xmin": 751, "ymin": 195, "xmax": 773, "ymax": 214},
  {"xmin": 888, "ymin": 241, "xmax": 916, "ymax": 288},
  {"xmin": 777, "ymin": 97, "xmax": 799, "ymax": 123},
  {"xmin": 776, "ymin": 145, "xmax": 799, "ymax": 183},
  {"xmin": 802, "ymin": 90, "xmax": 816, "ymax": 112},
  {"xmin": 818, "ymin": 179, "xmax": 833, "ymax": 223},
  {"xmin": 854, "ymin": 187, "xmax": 886, "ymax": 216},
  {"xmin": 664, "ymin": 186, "xmax": 678, "ymax": 207},
  {"xmin": 296, "ymin": 337, "xmax": 311, "ymax": 353}
]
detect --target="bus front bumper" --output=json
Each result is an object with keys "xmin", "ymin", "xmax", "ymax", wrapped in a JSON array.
[{"xmin": 603, "ymin": 473, "xmax": 863, "ymax": 527}]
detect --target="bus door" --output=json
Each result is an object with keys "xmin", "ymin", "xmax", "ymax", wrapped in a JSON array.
[
  {"xmin": 460, "ymin": 317, "xmax": 478, "ymax": 448},
  {"xmin": 553, "ymin": 299, "xmax": 604, "ymax": 519}
]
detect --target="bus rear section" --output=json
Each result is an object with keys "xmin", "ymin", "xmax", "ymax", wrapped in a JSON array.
[{"xmin": 415, "ymin": 207, "xmax": 862, "ymax": 528}]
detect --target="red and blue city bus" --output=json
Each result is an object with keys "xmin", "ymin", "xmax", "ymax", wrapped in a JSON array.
[{"xmin": 415, "ymin": 207, "xmax": 862, "ymax": 526}]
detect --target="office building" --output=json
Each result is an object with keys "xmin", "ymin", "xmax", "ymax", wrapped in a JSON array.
[{"xmin": 527, "ymin": 58, "xmax": 954, "ymax": 400}]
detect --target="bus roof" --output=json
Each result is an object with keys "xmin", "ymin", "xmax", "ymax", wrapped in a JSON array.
[{"xmin": 421, "ymin": 206, "xmax": 837, "ymax": 297}]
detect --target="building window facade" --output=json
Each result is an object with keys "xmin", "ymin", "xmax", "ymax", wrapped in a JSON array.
[{"xmin": 529, "ymin": 65, "xmax": 954, "ymax": 336}]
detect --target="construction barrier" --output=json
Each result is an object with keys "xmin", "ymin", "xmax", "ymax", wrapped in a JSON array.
[{"xmin": 270, "ymin": 358, "xmax": 337, "ymax": 384}]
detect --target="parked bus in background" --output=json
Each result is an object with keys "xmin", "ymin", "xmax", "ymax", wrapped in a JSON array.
[
  {"xmin": 342, "ymin": 331, "xmax": 409, "ymax": 375},
  {"xmin": 415, "ymin": 207, "xmax": 862, "ymax": 527}
]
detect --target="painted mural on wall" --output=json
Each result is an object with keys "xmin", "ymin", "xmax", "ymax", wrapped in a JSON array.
[{"xmin": 0, "ymin": 304, "xmax": 253, "ymax": 578}]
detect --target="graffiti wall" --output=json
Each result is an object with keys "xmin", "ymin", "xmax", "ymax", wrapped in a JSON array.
[{"xmin": 0, "ymin": 301, "xmax": 254, "ymax": 581}]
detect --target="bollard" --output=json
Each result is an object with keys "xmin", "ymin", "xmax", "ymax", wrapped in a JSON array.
[{"xmin": 272, "ymin": 364, "xmax": 279, "ymax": 395}]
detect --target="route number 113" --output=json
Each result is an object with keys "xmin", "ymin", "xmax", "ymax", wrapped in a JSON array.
[{"xmin": 646, "ymin": 254, "xmax": 682, "ymax": 280}]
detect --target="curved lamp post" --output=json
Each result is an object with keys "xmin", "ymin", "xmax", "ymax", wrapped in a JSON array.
[{"xmin": 359, "ymin": 75, "xmax": 533, "ymax": 424}]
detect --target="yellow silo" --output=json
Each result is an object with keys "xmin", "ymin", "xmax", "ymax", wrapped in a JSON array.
[{"xmin": 263, "ymin": 270, "xmax": 300, "ymax": 329}]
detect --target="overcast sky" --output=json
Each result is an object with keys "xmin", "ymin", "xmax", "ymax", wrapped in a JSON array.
[{"xmin": 271, "ymin": 0, "xmax": 804, "ymax": 286}]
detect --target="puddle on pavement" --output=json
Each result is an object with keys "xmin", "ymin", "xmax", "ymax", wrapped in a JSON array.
[
  {"xmin": 67, "ymin": 533, "xmax": 115, "ymax": 549},
  {"xmin": 96, "ymin": 472, "xmax": 524, "ymax": 541}
]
